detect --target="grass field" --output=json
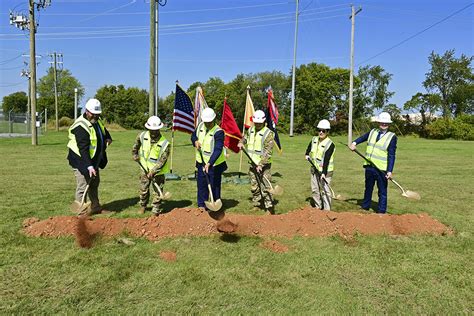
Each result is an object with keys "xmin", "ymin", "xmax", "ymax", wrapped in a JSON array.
[{"xmin": 0, "ymin": 130, "xmax": 472, "ymax": 313}]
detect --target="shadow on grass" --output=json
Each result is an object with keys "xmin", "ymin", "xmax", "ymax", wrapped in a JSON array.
[
  {"xmin": 103, "ymin": 197, "xmax": 140, "ymax": 212},
  {"xmin": 161, "ymin": 199, "xmax": 193, "ymax": 213},
  {"xmin": 222, "ymin": 198, "xmax": 239, "ymax": 209},
  {"xmin": 219, "ymin": 233, "xmax": 241, "ymax": 243}
]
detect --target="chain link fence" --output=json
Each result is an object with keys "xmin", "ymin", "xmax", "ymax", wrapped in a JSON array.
[{"xmin": 0, "ymin": 110, "xmax": 45, "ymax": 137}]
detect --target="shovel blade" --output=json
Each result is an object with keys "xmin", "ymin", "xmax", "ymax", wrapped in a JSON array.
[
  {"xmin": 403, "ymin": 190, "xmax": 421, "ymax": 200},
  {"xmin": 205, "ymin": 199, "xmax": 223, "ymax": 212},
  {"xmin": 162, "ymin": 191, "xmax": 172, "ymax": 200},
  {"xmin": 70, "ymin": 201, "xmax": 91, "ymax": 214},
  {"xmin": 269, "ymin": 185, "xmax": 284, "ymax": 196}
]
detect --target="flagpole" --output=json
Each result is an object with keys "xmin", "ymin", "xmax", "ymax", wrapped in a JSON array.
[
  {"xmin": 170, "ymin": 130, "xmax": 175, "ymax": 173},
  {"xmin": 239, "ymin": 87, "xmax": 251, "ymax": 177}
]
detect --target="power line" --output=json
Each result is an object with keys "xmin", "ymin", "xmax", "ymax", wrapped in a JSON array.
[
  {"xmin": 358, "ymin": 3, "xmax": 474, "ymax": 65},
  {"xmin": 0, "ymin": 54, "xmax": 23, "ymax": 65}
]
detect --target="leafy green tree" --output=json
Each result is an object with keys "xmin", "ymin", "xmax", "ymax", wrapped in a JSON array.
[
  {"xmin": 403, "ymin": 93, "xmax": 441, "ymax": 128},
  {"xmin": 423, "ymin": 49, "xmax": 473, "ymax": 118},
  {"xmin": 37, "ymin": 68, "xmax": 84, "ymax": 118},
  {"xmin": 95, "ymin": 85, "xmax": 148, "ymax": 129},
  {"xmin": 293, "ymin": 63, "xmax": 349, "ymax": 133},
  {"xmin": 2, "ymin": 91, "xmax": 28, "ymax": 115},
  {"xmin": 354, "ymin": 65, "xmax": 394, "ymax": 118}
]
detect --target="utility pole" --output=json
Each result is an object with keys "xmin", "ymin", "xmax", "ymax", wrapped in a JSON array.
[
  {"xmin": 289, "ymin": 0, "xmax": 299, "ymax": 137},
  {"xmin": 49, "ymin": 52, "xmax": 63, "ymax": 131},
  {"xmin": 149, "ymin": 0, "xmax": 156, "ymax": 116},
  {"xmin": 10, "ymin": 0, "xmax": 52, "ymax": 145},
  {"xmin": 21, "ymin": 68, "xmax": 31, "ymax": 133},
  {"xmin": 149, "ymin": 0, "xmax": 167, "ymax": 116},
  {"xmin": 74, "ymin": 88, "xmax": 78, "ymax": 119},
  {"xmin": 348, "ymin": 4, "xmax": 362, "ymax": 145}
]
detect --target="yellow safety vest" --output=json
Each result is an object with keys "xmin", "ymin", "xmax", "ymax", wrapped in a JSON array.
[
  {"xmin": 246, "ymin": 126, "xmax": 273, "ymax": 165},
  {"xmin": 67, "ymin": 115, "xmax": 105, "ymax": 158},
  {"xmin": 195, "ymin": 122, "xmax": 226, "ymax": 166},
  {"xmin": 365, "ymin": 129, "xmax": 395, "ymax": 171},
  {"xmin": 310, "ymin": 136, "xmax": 334, "ymax": 173},
  {"xmin": 139, "ymin": 131, "xmax": 170, "ymax": 175}
]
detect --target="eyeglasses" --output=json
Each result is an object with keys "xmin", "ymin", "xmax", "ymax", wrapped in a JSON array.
[{"xmin": 318, "ymin": 129, "xmax": 327, "ymax": 133}]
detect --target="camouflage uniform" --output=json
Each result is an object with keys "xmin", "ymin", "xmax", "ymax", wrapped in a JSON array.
[
  {"xmin": 240, "ymin": 128, "xmax": 275, "ymax": 210},
  {"xmin": 132, "ymin": 132, "xmax": 170, "ymax": 213}
]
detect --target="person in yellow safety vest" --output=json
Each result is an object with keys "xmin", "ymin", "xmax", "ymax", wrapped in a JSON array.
[
  {"xmin": 67, "ymin": 98, "xmax": 112, "ymax": 215},
  {"xmin": 132, "ymin": 116, "xmax": 170, "ymax": 215},
  {"xmin": 191, "ymin": 108, "xmax": 227, "ymax": 215},
  {"xmin": 305, "ymin": 119, "xmax": 335, "ymax": 210},
  {"xmin": 349, "ymin": 112, "xmax": 398, "ymax": 214},
  {"xmin": 238, "ymin": 110, "xmax": 275, "ymax": 214}
]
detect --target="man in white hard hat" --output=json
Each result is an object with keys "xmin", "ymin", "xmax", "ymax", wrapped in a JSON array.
[
  {"xmin": 67, "ymin": 98, "xmax": 112, "ymax": 215},
  {"xmin": 132, "ymin": 116, "xmax": 170, "ymax": 215},
  {"xmin": 349, "ymin": 112, "xmax": 398, "ymax": 213},
  {"xmin": 191, "ymin": 108, "xmax": 227, "ymax": 215},
  {"xmin": 238, "ymin": 110, "xmax": 275, "ymax": 214},
  {"xmin": 305, "ymin": 119, "xmax": 335, "ymax": 210}
]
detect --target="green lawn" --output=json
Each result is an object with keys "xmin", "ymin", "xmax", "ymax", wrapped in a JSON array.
[{"xmin": 0, "ymin": 130, "xmax": 472, "ymax": 314}]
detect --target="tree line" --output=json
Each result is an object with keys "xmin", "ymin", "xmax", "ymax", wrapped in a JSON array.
[{"xmin": 2, "ymin": 49, "xmax": 473, "ymax": 139}]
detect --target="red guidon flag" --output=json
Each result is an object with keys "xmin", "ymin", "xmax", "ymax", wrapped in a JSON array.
[{"xmin": 221, "ymin": 98, "xmax": 242, "ymax": 153}]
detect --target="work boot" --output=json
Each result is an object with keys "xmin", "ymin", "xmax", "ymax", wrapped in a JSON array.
[
  {"xmin": 138, "ymin": 206, "xmax": 146, "ymax": 214},
  {"xmin": 267, "ymin": 206, "xmax": 275, "ymax": 215},
  {"xmin": 151, "ymin": 207, "xmax": 162, "ymax": 216}
]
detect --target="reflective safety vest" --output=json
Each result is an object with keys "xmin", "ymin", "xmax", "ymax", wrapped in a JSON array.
[
  {"xmin": 139, "ymin": 131, "xmax": 170, "ymax": 175},
  {"xmin": 195, "ymin": 122, "xmax": 226, "ymax": 166},
  {"xmin": 67, "ymin": 115, "xmax": 105, "ymax": 159},
  {"xmin": 310, "ymin": 136, "xmax": 334, "ymax": 173},
  {"xmin": 365, "ymin": 128, "xmax": 395, "ymax": 171},
  {"xmin": 246, "ymin": 126, "xmax": 273, "ymax": 165}
]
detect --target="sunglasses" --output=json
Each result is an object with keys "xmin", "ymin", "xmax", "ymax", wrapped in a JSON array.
[{"xmin": 318, "ymin": 129, "xmax": 327, "ymax": 133}]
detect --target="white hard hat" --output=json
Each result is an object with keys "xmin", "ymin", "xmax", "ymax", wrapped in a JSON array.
[
  {"xmin": 377, "ymin": 112, "xmax": 392, "ymax": 124},
  {"xmin": 85, "ymin": 98, "xmax": 102, "ymax": 114},
  {"xmin": 252, "ymin": 110, "xmax": 266, "ymax": 123},
  {"xmin": 317, "ymin": 119, "xmax": 331, "ymax": 130},
  {"xmin": 201, "ymin": 108, "xmax": 216, "ymax": 123},
  {"xmin": 145, "ymin": 116, "xmax": 164, "ymax": 130}
]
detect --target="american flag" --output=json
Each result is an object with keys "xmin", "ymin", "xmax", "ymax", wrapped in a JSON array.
[{"xmin": 173, "ymin": 84, "xmax": 195, "ymax": 134}]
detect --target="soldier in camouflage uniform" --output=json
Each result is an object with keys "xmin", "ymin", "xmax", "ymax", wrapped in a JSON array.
[
  {"xmin": 238, "ymin": 110, "xmax": 275, "ymax": 214},
  {"xmin": 132, "ymin": 116, "xmax": 170, "ymax": 215}
]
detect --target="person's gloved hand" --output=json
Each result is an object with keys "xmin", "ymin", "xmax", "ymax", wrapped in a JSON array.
[
  {"xmin": 88, "ymin": 166, "xmax": 97, "ymax": 178},
  {"xmin": 132, "ymin": 155, "xmax": 140, "ymax": 161},
  {"xmin": 147, "ymin": 172, "xmax": 154, "ymax": 179},
  {"xmin": 385, "ymin": 172, "xmax": 392, "ymax": 179},
  {"xmin": 349, "ymin": 142, "xmax": 357, "ymax": 151},
  {"xmin": 305, "ymin": 155, "xmax": 310, "ymax": 161},
  {"xmin": 204, "ymin": 163, "xmax": 210, "ymax": 173},
  {"xmin": 320, "ymin": 173, "xmax": 326, "ymax": 181},
  {"xmin": 256, "ymin": 165, "xmax": 263, "ymax": 173}
]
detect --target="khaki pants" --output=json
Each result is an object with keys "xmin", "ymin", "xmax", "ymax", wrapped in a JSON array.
[
  {"xmin": 249, "ymin": 164, "xmax": 273, "ymax": 209},
  {"xmin": 73, "ymin": 169, "xmax": 101, "ymax": 212},
  {"xmin": 139, "ymin": 173, "xmax": 165, "ymax": 212},
  {"xmin": 310, "ymin": 170, "xmax": 332, "ymax": 210}
]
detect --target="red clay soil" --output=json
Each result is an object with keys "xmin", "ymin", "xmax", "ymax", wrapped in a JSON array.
[
  {"xmin": 260, "ymin": 240, "xmax": 290, "ymax": 253},
  {"xmin": 22, "ymin": 207, "xmax": 452, "ymax": 243},
  {"xmin": 159, "ymin": 251, "xmax": 177, "ymax": 262}
]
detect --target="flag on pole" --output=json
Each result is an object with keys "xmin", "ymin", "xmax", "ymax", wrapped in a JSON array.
[
  {"xmin": 221, "ymin": 98, "xmax": 242, "ymax": 153},
  {"xmin": 172, "ymin": 84, "xmax": 195, "ymax": 134},
  {"xmin": 266, "ymin": 87, "xmax": 282, "ymax": 152},
  {"xmin": 244, "ymin": 87, "xmax": 255, "ymax": 129},
  {"xmin": 194, "ymin": 86, "xmax": 208, "ymax": 127}
]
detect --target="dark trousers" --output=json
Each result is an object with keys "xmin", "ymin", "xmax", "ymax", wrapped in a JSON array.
[
  {"xmin": 362, "ymin": 166, "xmax": 388, "ymax": 213},
  {"xmin": 197, "ymin": 163, "xmax": 226, "ymax": 208}
]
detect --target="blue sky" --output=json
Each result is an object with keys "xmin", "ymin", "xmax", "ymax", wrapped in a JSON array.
[{"xmin": 0, "ymin": 0, "xmax": 472, "ymax": 112}]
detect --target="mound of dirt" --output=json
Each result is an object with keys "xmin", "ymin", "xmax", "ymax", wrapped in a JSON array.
[{"xmin": 22, "ymin": 207, "xmax": 452, "ymax": 242}]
